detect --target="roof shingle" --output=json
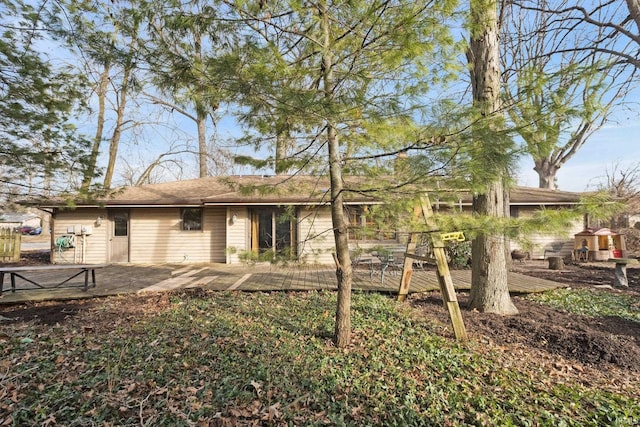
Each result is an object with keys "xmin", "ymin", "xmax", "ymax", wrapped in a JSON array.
[{"xmin": 36, "ymin": 175, "xmax": 585, "ymax": 207}]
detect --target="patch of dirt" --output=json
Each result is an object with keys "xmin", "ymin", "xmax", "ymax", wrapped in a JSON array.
[
  {"xmin": 0, "ymin": 250, "xmax": 51, "ymax": 266},
  {"xmin": 511, "ymin": 259, "xmax": 640, "ymax": 289},
  {"xmin": 1, "ymin": 300, "xmax": 95, "ymax": 325},
  {"xmin": 409, "ymin": 260, "xmax": 640, "ymax": 393}
]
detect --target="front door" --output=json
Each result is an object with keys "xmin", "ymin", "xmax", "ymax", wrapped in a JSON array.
[{"xmin": 109, "ymin": 210, "xmax": 129, "ymax": 263}]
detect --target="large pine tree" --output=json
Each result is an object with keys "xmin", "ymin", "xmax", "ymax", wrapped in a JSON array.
[
  {"xmin": 0, "ymin": 0, "xmax": 90, "ymax": 199},
  {"xmin": 229, "ymin": 0, "xmax": 460, "ymax": 346}
]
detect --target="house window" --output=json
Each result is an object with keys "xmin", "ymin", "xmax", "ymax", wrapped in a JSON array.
[
  {"xmin": 113, "ymin": 212, "xmax": 129, "ymax": 237},
  {"xmin": 182, "ymin": 208, "xmax": 203, "ymax": 231},
  {"xmin": 510, "ymin": 206, "xmax": 519, "ymax": 218},
  {"xmin": 347, "ymin": 206, "xmax": 396, "ymax": 241},
  {"xmin": 347, "ymin": 206, "xmax": 366, "ymax": 240}
]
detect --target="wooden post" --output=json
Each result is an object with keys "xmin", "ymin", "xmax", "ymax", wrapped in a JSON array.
[
  {"xmin": 397, "ymin": 195, "xmax": 467, "ymax": 341},
  {"xmin": 614, "ymin": 263, "xmax": 628, "ymax": 287},
  {"xmin": 610, "ymin": 258, "xmax": 636, "ymax": 288},
  {"xmin": 547, "ymin": 256, "xmax": 564, "ymax": 270},
  {"xmin": 397, "ymin": 232, "xmax": 419, "ymax": 302}
]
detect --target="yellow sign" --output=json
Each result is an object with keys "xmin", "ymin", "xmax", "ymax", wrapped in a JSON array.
[{"xmin": 440, "ymin": 231, "xmax": 465, "ymax": 242}]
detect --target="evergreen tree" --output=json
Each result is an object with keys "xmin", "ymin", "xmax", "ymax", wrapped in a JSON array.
[
  {"xmin": 139, "ymin": 0, "xmax": 240, "ymax": 177},
  {"xmin": 229, "ymin": 0, "xmax": 461, "ymax": 346},
  {"xmin": 0, "ymin": 0, "xmax": 90, "ymax": 199}
]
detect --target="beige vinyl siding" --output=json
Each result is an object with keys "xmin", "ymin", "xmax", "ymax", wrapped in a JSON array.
[
  {"xmin": 226, "ymin": 207, "xmax": 248, "ymax": 264},
  {"xmin": 129, "ymin": 207, "xmax": 226, "ymax": 263},
  {"xmin": 298, "ymin": 206, "xmax": 335, "ymax": 264},
  {"xmin": 51, "ymin": 208, "xmax": 108, "ymax": 264},
  {"xmin": 510, "ymin": 207, "xmax": 584, "ymax": 259}
]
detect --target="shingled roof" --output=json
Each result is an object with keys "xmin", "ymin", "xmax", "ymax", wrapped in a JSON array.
[{"xmin": 36, "ymin": 175, "xmax": 585, "ymax": 207}]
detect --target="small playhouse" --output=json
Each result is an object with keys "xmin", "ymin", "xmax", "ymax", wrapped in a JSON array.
[{"xmin": 574, "ymin": 227, "xmax": 626, "ymax": 261}]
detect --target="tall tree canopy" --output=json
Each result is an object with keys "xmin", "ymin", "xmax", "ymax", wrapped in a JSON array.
[
  {"xmin": 502, "ymin": 0, "xmax": 635, "ymax": 189},
  {"xmin": 140, "ymin": 0, "xmax": 240, "ymax": 178},
  {"xmin": 55, "ymin": 0, "xmax": 146, "ymax": 191},
  {"xmin": 512, "ymin": 1, "xmax": 640, "ymax": 70},
  {"xmin": 0, "ymin": 0, "xmax": 90, "ymax": 199}
]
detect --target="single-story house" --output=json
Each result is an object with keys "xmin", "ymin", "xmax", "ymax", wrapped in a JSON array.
[{"xmin": 31, "ymin": 175, "xmax": 586, "ymax": 265}]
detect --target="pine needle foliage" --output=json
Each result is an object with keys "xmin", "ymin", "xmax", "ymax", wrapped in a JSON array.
[
  {"xmin": 228, "ymin": 0, "xmax": 463, "ymax": 177},
  {"xmin": 0, "ymin": 0, "xmax": 91, "ymax": 199}
]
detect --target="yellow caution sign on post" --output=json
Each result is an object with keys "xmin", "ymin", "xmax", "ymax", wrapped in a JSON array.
[{"xmin": 440, "ymin": 231, "xmax": 465, "ymax": 242}]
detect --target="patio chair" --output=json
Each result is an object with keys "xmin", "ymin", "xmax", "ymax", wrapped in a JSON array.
[
  {"xmin": 367, "ymin": 250, "xmax": 398, "ymax": 285},
  {"xmin": 413, "ymin": 245, "xmax": 431, "ymax": 270},
  {"xmin": 389, "ymin": 251, "xmax": 406, "ymax": 274}
]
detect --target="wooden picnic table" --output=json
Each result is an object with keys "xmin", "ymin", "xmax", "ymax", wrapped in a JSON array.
[{"xmin": 0, "ymin": 264, "xmax": 109, "ymax": 294}]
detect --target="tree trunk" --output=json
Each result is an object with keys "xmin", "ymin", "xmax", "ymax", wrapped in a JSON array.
[
  {"xmin": 275, "ymin": 119, "xmax": 293, "ymax": 174},
  {"xmin": 534, "ymin": 158, "xmax": 559, "ymax": 189},
  {"xmin": 81, "ymin": 63, "xmax": 109, "ymax": 192},
  {"xmin": 627, "ymin": 0, "xmax": 640, "ymax": 33},
  {"xmin": 194, "ymin": 33, "xmax": 209, "ymax": 178},
  {"xmin": 103, "ymin": 65, "xmax": 131, "ymax": 189},
  {"xmin": 548, "ymin": 256, "xmax": 564, "ymax": 270},
  {"xmin": 104, "ymin": 32, "xmax": 138, "ymax": 189},
  {"xmin": 470, "ymin": 182, "xmax": 518, "ymax": 314},
  {"xmin": 468, "ymin": 0, "xmax": 518, "ymax": 315},
  {"xmin": 330, "ymin": 122, "xmax": 352, "ymax": 348},
  {"xmin": 320, "ymin": 1, "xmax": 352, "ymax": 348},
  {"xmin": 197, "ymin": 109, "xmax": 208, "ymax": 177}
]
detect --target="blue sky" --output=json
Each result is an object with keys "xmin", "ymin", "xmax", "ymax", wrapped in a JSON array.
[
  {"xmin": 24, "ymin": 3, "xmax": 635, "ymax": 195},
  {"xmin": 516, "ymin": 118, "xmax": 640, "ymax": 192},
  {"xmin": 115, "ymin": 110, "xmax": 639, "ymax": 193}
]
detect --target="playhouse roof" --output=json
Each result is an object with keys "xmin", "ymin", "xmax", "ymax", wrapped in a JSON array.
[{"xmin": 575, "ymin": 227, "xmax": 621, "ymax": 237}]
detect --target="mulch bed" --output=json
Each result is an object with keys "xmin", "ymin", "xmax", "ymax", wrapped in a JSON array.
[{"xmin": 408, "ymin": 261, "xmax": 640, "ymax": 394}]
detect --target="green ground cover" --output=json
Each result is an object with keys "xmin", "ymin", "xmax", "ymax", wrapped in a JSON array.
[
  {"xmin": 527, "ymin": 288, "xmax": 640, "ymax": 322},
  {"xmin": 1, "ymin": 290, "xmax": 638, "ymax": 426}
]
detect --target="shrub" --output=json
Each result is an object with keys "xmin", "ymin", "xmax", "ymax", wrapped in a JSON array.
[{"xmin": 445, "ymin": 240, "xmax": 472, "ymax": 268}]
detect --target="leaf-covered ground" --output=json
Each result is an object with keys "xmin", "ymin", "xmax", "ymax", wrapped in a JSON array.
[{"xmin": 1, "ymin": 285, "xmax": 639, "ymax": 426}]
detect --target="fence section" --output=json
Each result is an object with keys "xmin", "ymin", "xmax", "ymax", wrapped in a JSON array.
[{"xmin": 0, "ymin": 228, "xmax": 21, "ymax": 262}]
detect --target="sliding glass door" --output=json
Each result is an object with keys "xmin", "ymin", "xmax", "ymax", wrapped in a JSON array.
[{"xmin": 250, "ymin": 207, "xmax": 296, "ymax": 258}]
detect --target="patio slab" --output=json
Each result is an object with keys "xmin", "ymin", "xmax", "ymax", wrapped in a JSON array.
[{"xmin": 0, "ymin": 262, "xmax": 566, "ymax": 306}]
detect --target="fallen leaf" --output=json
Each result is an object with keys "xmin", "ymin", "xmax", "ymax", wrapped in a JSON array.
[
  {"xmin": 267, "ymin": 403, "xmax": 281, "ymax": 420},
  {"xmin": 250, "ymin": 380, "xmax": 262, "ymax": 397}
]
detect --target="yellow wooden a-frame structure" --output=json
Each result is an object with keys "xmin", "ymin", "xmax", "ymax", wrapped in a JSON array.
[{"xmin": 397, "ymin": 195, "xmax": 467, "ymax": 341}]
